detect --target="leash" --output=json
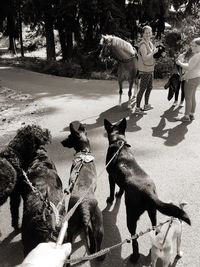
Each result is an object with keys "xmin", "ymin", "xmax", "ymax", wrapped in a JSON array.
[
  {"xmin": 56, "ymin": 141, "xmax": 125, "ymax": 247},
  {"xmin": 64, "ymin": 219, "xmax": 172, "ymax": 264},
  {"xmin": 22, "ymin": 170, "xmax": 61, "ymax": 227},
  {"xmin": 162, "ymin": 217, "xmax": 174, "ymax": 246}
]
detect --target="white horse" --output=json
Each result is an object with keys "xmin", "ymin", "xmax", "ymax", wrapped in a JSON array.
[{"xmin": 100, "ymin": 35, "xmax": 138, "ymax": 108}]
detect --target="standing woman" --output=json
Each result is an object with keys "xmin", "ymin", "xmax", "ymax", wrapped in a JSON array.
[
  {"xmin": 135, "ymin": 26, "xmax": 158, "ymax": 114},
  {"xmin": 176, "ymin": 37, "xmax": 200, "ymax": 122}
]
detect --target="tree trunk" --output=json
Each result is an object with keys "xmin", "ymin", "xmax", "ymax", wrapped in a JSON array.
[
  {"xmin": 8, "ymin": 36, "xmax": 17, "ymax": 54},
  {"xmin": 18, "ymin": 0, "xmax": 24, "ymax": 57},
  {"xmin": 57, "ymin": 18, "xmax": 67, "ymax": 60},
  {"xmin": 64, "ymin": 17, "xmax": 73, "ymax": 60},
  {"xmin": 44, "ymin": 13, "xmax": 56, "ymax": 60}
]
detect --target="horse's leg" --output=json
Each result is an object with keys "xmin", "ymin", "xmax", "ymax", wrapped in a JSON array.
[
  {"xmin": 118, "ymin": 77, "xmax": 123, "ymax": 106},
  {"xmin": 128, "ymin": 79, "xmax": 134, "ymax": 109}
]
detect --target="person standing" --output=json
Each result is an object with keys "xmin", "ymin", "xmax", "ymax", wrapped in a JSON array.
[
  {"xmin": 176, "ymin": 37, "xmax": 200, "ymax": 122},
  {"xmin": 135, "ymin": 25, "xmax": 158, "ymax": 114}
]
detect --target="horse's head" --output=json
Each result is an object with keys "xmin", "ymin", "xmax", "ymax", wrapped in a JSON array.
[{"xmin": 99, "ymin": 35, "xmax": 113, "ymax": 60}]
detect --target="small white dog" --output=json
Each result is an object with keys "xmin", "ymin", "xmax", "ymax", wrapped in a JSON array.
[{"xmin": 150, "ymin": 202, "xmax": 188, "ymax": 267}]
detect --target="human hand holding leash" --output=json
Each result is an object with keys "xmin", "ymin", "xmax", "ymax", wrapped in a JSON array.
[{"xmin": 16, "ymin": 241, "xmax": 71, "ymax": 267}]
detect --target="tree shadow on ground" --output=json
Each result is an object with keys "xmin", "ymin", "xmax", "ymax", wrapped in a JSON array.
[
  {"xmin": 0, "ymin": 230, "xmax": 23, "ymax": 267},
  {"xmin": 152, "ymin": 105, "xmax": 191, "ymax": 146}
]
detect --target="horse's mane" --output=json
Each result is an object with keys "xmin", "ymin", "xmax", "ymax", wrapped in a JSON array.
[{"xmin": 104, "ymin": 35, "xmax": 136, "ymax": 55}]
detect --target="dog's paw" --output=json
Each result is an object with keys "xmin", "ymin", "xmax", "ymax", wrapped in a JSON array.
[
  {"xmin": 177, "ymin": 251, "xmax": 183, "ymax": 258},
  {"xmin": 106, "ymin": 197, "xmax": 114, "ymax": 204},
  {"xmin": 96, "ymin": 254, "xmax": 106, "ymax": 261},
  {"xmin": 129, "ymin": 253, "xmax": 140, "ymax": 263}
]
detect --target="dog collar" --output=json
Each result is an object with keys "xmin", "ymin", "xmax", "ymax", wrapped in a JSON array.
[{"xmin": 73, "ymin": 152, "xmax": 94, "ymax": 163}]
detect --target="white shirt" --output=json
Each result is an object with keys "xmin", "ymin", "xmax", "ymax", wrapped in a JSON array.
[{"xmin": 184, "ymin": 52, "xmax": 200, "ymax": 80}]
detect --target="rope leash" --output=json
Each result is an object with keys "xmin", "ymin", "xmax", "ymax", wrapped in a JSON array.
[{"xmin": 65, "ymin": 219, "xmax": 172, "ymax": 264}]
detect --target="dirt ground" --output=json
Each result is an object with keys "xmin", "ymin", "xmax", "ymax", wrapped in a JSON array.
[{"xmin": 0, "ymin": 85, "xmax": 46, "ymax": 147}]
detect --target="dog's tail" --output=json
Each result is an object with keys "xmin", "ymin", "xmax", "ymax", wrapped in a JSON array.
[{"xmin": 150, "ymin": 195, "xmax": 191, "ymax": 225}]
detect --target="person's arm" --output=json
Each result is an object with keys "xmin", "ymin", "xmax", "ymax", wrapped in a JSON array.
[
  {"xmin": 176, "ymin": 60, "xmax": 189, "ymax": 70},
  {"xmin": 15, "ymin": 242, "xmax": 72, "ymax": 267},
  {"xmin": 140, "ymin": 43, "xmax": 158, "ymax": 60}
]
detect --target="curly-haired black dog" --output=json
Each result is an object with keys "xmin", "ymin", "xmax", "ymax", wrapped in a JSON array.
[
  {"xmin": 104, "ymin": 118, "xmax": 191, "ymax": 263},
  {"xmin": 21, "ymin": 145, "xmax": 65, "ymax": 256},
  {"xmin": 61, "ymin": 123, "xmax": 104, "ymax": 260},
  {"xmin": 0, "ymin": 125, "xmax": 51, "ymax": 231}
]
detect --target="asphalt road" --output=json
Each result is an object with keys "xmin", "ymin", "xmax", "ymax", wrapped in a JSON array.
[{"xmin": 0, "ymin": 66, "xmax": 199, "ymax": 267}]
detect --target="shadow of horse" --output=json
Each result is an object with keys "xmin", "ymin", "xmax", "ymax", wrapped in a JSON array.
[
  {"xmin": 0, "ymin": 230, "xmax": 23, "ymax": 267},
  {"xmin": 63, "ymin": 103, "xmax": 143, "ymax": 134},
  {"xmin": 152, "ymin": 106, "xmax": 191, "ymax": 146}
]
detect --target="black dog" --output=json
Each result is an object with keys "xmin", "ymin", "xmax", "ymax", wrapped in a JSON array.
[
  {"xmin": 164, "ymin": 71, "xmax": 185, "ymax": 106},
  {"xmin": 153, "ymin": 44, "xmax": 166, "ymax": 59},
  {"xmin": 104, "ymin": 118, "xmax": 191, "ymax": 263},
  {"xmin": 21, "ymin": 145, "xmax": 65, "ymax": 256},
  {"xmin": 61, "ymin": 122, "xmax": 104, "ymax": 259},
  {"xmin": 0, "ymin": 125, "xmax": 51, "ymax": 231}
]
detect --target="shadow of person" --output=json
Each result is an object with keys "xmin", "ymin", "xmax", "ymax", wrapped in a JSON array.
[
  {"xmin": 123, "ymin": 247, "xmax": 151, "ymax": 267},
  {"xmin": 0, "ymin": 230, "xmax": 23, "ymax": 266},
  {"xmin": 164, "ymin": 121, "xmax": 190, "ymax": 146},
  {"xmin": 152, "ymin": 105, "xmax": 190, "ymax": 146},
  {"xmin": 91, "ymin": 198, "xmax": 123, "ymax": 267}
]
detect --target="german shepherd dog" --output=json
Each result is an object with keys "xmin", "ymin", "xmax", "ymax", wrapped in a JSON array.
[
  {"xmin": 61, "ymin": 122, "xmax": 104, "ymax": 260},
  {"xmin": 104, "ymin": 118, "xmax": 191, "ymax": 263},
  {"xmin": 21, "ymin": 146, "xmax": 65, "ymax": 256}
]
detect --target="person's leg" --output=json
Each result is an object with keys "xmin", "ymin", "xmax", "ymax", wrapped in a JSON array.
[
  {"xmin": 176, "ymin": 80, "xmax": 191, "ymax": 121},
  {"xmin": 190, "ymin": 77, "xmax": 200, "ymax": 119},
  {"xmin": 136, "ymin": 73, "xmax": 147, "ymax": 108},
  {"xmin": 184, "ymin": 80, "xmax": 192, "ymax": 117},
  {"xmin": 144, "ymin": 73, "xmax": 153, "ymax": 105}
]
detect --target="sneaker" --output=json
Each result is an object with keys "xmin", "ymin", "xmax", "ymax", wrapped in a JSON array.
[
  {"xmin": 143, "ymin": 104, "xmax": 154, "ymax": 111},
  {"xmin": 175, "ymin": 116, "xmax": 190, "ymax": 122},
  {"xmin": 135, "ymin": 107, "xmax": 144, "ymax": 114},
  {"xmin": 179, "ymin": 101, "xmax": 184, "ymax": 107},
  {"xmin": 189, "ymin": 114, "xmax": 195, "ymax": 120},
  {"xmin": 172, "ymin": 101, "xmax": 178, "ymax": 107}
]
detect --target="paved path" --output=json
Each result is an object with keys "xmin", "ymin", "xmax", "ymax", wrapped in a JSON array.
[{"xmin": 0, "ymin": 66, "xmax": 199, "ymax": 267}]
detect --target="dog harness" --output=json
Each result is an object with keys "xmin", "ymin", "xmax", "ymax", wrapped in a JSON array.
[{"xmin": 66, "ymin": 152, "xmax": 95, "ymax": 194}]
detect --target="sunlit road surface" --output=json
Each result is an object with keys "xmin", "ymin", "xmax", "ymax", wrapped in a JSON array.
[{"xmin": 0, "ymin": 66, "xmax": 199, "ymax": 267}]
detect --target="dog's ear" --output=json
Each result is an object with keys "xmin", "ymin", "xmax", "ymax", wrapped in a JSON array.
[
  {"xmin": 69, "ymin": 123, "xmax": 78, "ymax": 135},
  {"xmin": 104, "ymin": 119, "xmax": 112, "ymax": 132},
  {"xmin": 78, "ymin": 123, "xmax": 86, "ymax": 132},
  {"xmin": 118, "ymin": 118, "xmax": 127, "ymax": 134}
]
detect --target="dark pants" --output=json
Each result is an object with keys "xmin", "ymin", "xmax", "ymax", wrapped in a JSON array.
[
  {"xmin": 175, "ymin": 80, "xmax": 185, "ymax": 102},
  {"xmin": 136, "ymin": 73, "xmax": 153, "ymax": 108}
]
